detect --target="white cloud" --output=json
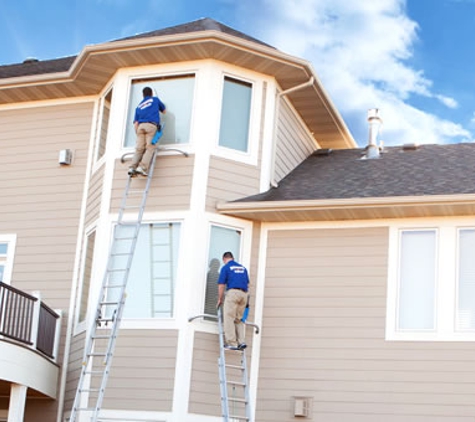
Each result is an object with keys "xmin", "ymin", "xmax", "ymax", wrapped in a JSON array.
[{"xmin": 240, "ymin": 0, "xmax": 472, "ymax": 145}]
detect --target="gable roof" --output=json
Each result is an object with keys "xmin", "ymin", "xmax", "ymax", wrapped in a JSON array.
[
  {"xmin": 0, "ymin": 17, "xmax": 355, "ymax": 150},
  {"xmin": 218, "ymin": 143, "xmax": 475, "ymax": 221}
]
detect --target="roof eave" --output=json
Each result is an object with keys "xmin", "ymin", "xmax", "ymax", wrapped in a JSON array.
[{"xmin": 217, "ymin": 194, "xmax": 475, "ymax": 222}]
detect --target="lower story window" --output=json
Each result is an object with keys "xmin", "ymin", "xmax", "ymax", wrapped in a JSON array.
[
  {"xmin": 110, "ymin": 222, "xmax": 181, "ymax": 319},
  {"xmin": 387, "ymin": 224, "xmax": 475, "ymax": 340},
  {"xmin": 0, "ymin": 235, "xmax": 16, "ymax": 284},
  {"xmin": 204, "ymin": 225, "xmax": 242, "ymax": 317}
]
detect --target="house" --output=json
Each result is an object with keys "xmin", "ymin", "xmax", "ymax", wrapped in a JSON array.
[{"xmin": 1, "ymin": 16, "xmax": 475, "ymax": 422}]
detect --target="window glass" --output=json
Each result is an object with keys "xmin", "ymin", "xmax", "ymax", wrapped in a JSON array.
[
  {"xmin": 397, "ymin": 230, "xmax": 436, "ymax": 330},
  {"xmin": 219, "ymin": 77, "xmax": 252, "ymax": 152},
  {"xmin": 204, "ymin": 226, "xmax": 241, "ymax": 317},
  {"xmin": 96, "ymin": 89, "xmax": 113, "ymax": 161},
  {"xmin": 457, "ymin": 229, "xmax": 475, "ymax": 330},
  {"xmin": 79, "ymin": 231, "xmax": 96, "ymax": 323},
  {"xmin": 0, "ymin": 243, "xmax": 8, "ymax": 282},
  {"xmin": 110, "ymin": 222, "xmax": 181, "ymax": 318},
  {"xmin": 125, "ymin": 75, "xmax": 195, "ymax": 147}
]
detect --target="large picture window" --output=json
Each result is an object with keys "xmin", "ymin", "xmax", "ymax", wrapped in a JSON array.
[
  {"xmin": 387, "ymin": 224, "xmax": 475, "ymax": 340},
  {"xmin": 125, "ymin": 75, "xmax": 195, "ymax": 147},
  {"xmin": 110, "ymin": 222, "xmax": 181, "ymax": 319},
  {"xmin": 204, "ymin": 225, "xmax": 242, "ymax": 317},
  {"xmin": 219, "ymin": 76, "xmax": 252, "ymax": 152}
]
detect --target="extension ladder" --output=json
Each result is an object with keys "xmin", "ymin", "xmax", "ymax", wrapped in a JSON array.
[
  {"xmin": 69, "ymin": 149, "xmax": 159, "ymax": 422},
  {"xmin": 218, "ymin": 307, "xmax": 251, "ymax": 422}
]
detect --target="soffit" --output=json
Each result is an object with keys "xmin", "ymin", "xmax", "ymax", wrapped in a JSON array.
[
  {"xmin": 0, "ymin": 32, "xmax": 356, "ymax": 150},
  {"xmin": 217, "ymin": 195, "xmax": 475, "ymax": 222}
]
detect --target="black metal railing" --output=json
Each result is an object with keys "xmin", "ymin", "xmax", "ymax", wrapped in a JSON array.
[{"xmin": 0, "ymin": 281, "xmax": 60, "ymax": 361}]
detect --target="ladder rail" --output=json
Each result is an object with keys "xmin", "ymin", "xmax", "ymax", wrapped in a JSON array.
[{"xmin": 69, "ymin": 149, "xmax": 159, "ymax": 422}]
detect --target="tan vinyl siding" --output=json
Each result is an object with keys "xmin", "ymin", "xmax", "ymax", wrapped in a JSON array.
[
  {"xmin": 85, "ymin": 165, "xmax": 105, "ymax": 228},
  {"xmin": 259, "ymin": 227, "xmax": 475, "ymax": 421},
  {"xmin": 274, "ymin": 98, "xmax": 316, "ymax": 183},
  {"xmin": 189, "ymin": 332, "xmax": 221, "ymax": 417},
  {"xmin": 64, "ymin": 332, "xmax": 87, "ymax": 412},
  {"xmin": 110, "ymin": 154, "xmax": 194, "ymax": 213},
  {"xmin": 206, "ymin": 156, "xmax": 260, "ymax": 212},
  {"xmin": 102, "ymin": 329, "xmax": 178, "ymax": 412},
  {"xmin": 0, "ymin": 102, "xmax": 93, "ymax": 309}
]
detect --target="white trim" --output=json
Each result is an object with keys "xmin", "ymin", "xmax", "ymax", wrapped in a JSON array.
[
  {"xmin": 56, "ymin": 93, "xmax": 98, "ymax": 422},
  {"xmin": 259, "ymin": 78, "xmax": 277, "ymax": 192},
  {"xmin": 0, "ymin": 234, "xmax": 17, "ymax": 284},
  {"xmin": 249, "ymin": 224, "xmax": 268, "ymax": 422},
  {"xmin": 0, "ymin": 95, "xmax": 96, "ymax": 112}
]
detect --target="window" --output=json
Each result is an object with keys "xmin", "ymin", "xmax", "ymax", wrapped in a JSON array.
[
  {"xmin": 204, "ymin": 225, "xmax": 242, "ymax": 317},
  {"xmin": 78, "ymin": 230, "xmax": 96, "ymax": 324},
  {"xmin": 0, "ymin": 235, "xmax": 16, "ymax": 284},
  {"xmin": 387, "ymin": 224, "xmax": 475, "ymax": 341},
  {"xmin": 110, "ymin": 222, "xmax": 181, "ymax": 319},
  {"xmin": 397, "ymin": 230, "xmax": 437, "ymax": 331},
  {"xmin": 219, "ymin": 76, "xmax": 252, "ymax": 152},
  {"xmin": 125, "ymin": 75, "xmax": 195, "ymax": 147},
  {"xmin": 94, "ymin": 88, "xmax": 113, "ymax": 162}
]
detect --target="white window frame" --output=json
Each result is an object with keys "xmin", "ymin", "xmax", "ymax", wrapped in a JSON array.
[
  {"xmin": 386, "ymin": 222, "xmax": 475, "ymax": 341},
  {"xmin": 0, "ymin": 234, "xmax": 17, "ymax": 285},
  {"xmin": 92, "ymin": 86, "xmax": 114, "ymax": 168},
  {"xmin": 212, "ymin": 70, "xmax": 261, "ymax": 166},
  {"xmin": 193, "ymin": 214, "xmax": 253, "ymax": 334},
  {"xmin": 111, "ymin": 216, "xmax": 186, "ymax": 330}
]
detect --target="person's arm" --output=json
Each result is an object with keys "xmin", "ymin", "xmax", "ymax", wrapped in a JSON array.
[{"xmin": 217, "ymin": 283, "xmax": 225, "ymax": 308}]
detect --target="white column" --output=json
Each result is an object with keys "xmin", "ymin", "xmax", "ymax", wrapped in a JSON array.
[{"xmin": 8, "ymin": 384, "xmax": 27, "ymax": 422}]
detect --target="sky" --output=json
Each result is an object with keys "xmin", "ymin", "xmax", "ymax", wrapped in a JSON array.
[{"xmin": 1, "ymin": 0, "xmax": 475, "ymax": 147}]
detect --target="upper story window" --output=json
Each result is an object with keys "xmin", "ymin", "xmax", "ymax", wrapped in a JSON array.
[
  {"xmin": 0, "ymin": 235, "xmax": 16, "ymax": 284},
  {"xmin": 124, "ymin": 74, "xmax": 195, "ymax": 147},
  {"xmin": 109, "ymin": 222, "xmax": 181, "ymax": 319},
  {"xmin": 387, "ymin": 224, "xmax": 475, "ymax": 341},
  {"xmin": 219, "ymin": 76, "xmax": 252, "ymax": 153},
  {"xmin": 94, "ymin": 88, "xmax": 113, "ymax": 162},
  {"xmin": 204, "ymin": 224, "xmax": 242, "ymax": 317}
]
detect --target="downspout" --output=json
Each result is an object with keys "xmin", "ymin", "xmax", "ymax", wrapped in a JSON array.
[{"xmin": 269, "ymin": 76, "xmax": 315, "ymax": 187}]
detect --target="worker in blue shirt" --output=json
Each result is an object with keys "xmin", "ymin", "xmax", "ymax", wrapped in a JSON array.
[
  {"xmin": 128, "ymin": 86, "xmax": 166, "ymax": 177},
  {"xmin": 217, "ymin": 251, "xmax": 249, "ymax": 350}
]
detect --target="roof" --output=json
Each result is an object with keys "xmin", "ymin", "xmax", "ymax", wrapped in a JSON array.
[
  {"xmin": 218, "ymin": 143, "xmax": 475, "ymax": 221},
  {"xmin": 0, "ymin": 17, "xmax": 356, "ymax": 150},
  {"xmin": 115, "ymin": 17, "xmax": 273, "ymax": 48},
  {"xmin": 0, "ymin": 18, "xmax": 270, "ymax": 79}
]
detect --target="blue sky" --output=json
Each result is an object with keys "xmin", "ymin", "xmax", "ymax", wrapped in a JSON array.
[{"xmin": 1, "ymin": 0, "xmax": 475, "ymax": 147}]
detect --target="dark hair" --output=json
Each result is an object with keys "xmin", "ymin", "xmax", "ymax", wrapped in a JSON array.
[
  {"xmin": 142, "ymin": 87, "xmax": 153, "ymax": 97},
  {"xmin": 222, "ymin": 251, "xmax": 234, "ymax": 260}
]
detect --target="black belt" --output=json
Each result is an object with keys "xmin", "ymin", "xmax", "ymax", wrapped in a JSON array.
[{"xmin": 231, "ymin": 288, "xmax": 247, "ymax": 293}]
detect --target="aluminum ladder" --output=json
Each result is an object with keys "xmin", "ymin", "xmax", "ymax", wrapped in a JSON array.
[
  {"xmin": 218, "ymin": 307, "xmax": 251, "ymax": 422},
  {"xmin": 69, "ymin": 149, "xmax": 159, "ymax": 422}
]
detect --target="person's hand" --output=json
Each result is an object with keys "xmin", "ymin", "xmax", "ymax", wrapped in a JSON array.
[{"xmin": 217, "ymin": 298, "xmax": 223, "ymax": 308}]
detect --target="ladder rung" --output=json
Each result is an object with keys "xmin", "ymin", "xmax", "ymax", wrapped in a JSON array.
[
  {"xmin": 92, "ymin": 334, "xmax": 113, "ymax": 340},
  {"xmin": 227, "ymin": 380, "xmax": 246, "ymax": 387},
  {"xmin": 88, "ymin": 352, "xmax": 108, "ymax": 357},
  {"xmin": 84, "ymin": 370, "xmax": 107, "ymax": 375},
  {"xmin": 103, "ymin": 283, "xmax": 126, "ymax": 288},
  {"xmin": 79, "ymin": 388, "xmax": 102, "ymax": 393},
  {"xmin": 228, "ymin": 397, "xmax": 247, "ymax": 403},
  {"xmin": 229, "ymin": 415, "xmax": 249, "ymax": 421},
  {"xmin": 225, "ymin": 364, "xmax": 244, "ymax": 370}
]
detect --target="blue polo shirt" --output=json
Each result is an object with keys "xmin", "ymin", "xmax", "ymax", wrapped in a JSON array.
[
  {"xmin": 218, "ymin": 260, "xmax": 249, "ymax": 291},
  {"xmin": 134, "ymin": 95, "xmax": 166, "ymax": 125}
]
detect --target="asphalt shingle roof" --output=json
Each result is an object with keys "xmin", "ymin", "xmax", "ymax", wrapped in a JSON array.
[
  {"xmin": 0, "ymin": 18, "xmax": 271, "ymax": 80},
  {"xmin": 235, "ymin": 143, "xmax": 475, "ymax": 203}
]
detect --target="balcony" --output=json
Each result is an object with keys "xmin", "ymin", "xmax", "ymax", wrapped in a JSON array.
[{"xmin": 0, "ymin": 281, "xmax": 61, "ymax": 408}]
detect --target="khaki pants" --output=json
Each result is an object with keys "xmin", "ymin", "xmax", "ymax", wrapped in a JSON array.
[
  {"xmin": 223, "ymin": 289, "xmax": 248, "ymax": 347},
  {"xmin": 131, "ymin": 122, "xmax": 157, "ymax": 172}
]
